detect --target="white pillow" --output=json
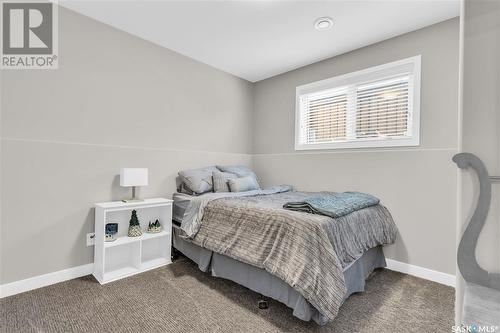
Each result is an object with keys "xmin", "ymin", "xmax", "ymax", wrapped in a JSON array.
[
  {"xmin": 178, "ymin": 166, "xmax": 218, "ymax": 194},
  {"xmin": 228, "ymin": 176, "xmax": 260, "ymax": 192},
  {"xmin": 217, "ymin": 165, "xmax": 260, "ymax": 189},
  {"xmin": 212, "ymin": 170, "xmax": 237, "ymax": 193}
]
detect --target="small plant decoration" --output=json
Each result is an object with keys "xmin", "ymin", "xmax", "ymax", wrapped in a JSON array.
[
  {"xmin": 128, "ymin": 210, "xmax": 142, "ymax": 237},
  {"xmin": 147, "ymin": 219, "xmax": 162, "ymax": 233}
]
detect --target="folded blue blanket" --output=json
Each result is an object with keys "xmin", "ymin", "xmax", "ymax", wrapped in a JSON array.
[{"xmin": 283, "ymin": 191, "xmax": 380, "ymax": 218}]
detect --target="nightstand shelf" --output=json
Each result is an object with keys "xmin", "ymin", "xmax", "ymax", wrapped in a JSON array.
[
  {"xmin": 141, "ymin": 257, "xmax": 170, "ymax": 271},
  {"xmin": 93, "ymin": 198, "xmax": 173, "ymax": 284},
  {"xmin": 104, "ymin": 266, "xmax": 139, "ymax": 282},
  {"xmin": 104, "ymin": 230, "xmax": 170, "ymax": 248}
]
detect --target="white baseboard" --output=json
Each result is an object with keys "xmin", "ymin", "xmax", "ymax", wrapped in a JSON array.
[
  {"xmin": 0, "ymin": 263, "xmax": 94, "ymax": 298},
  {"xmin": 0, "ymin": 259, "xmax": 455, "ymax": 298},
  {"xmin": 386, "ymin": 259, "xmax": 456, "ymax": 287}
]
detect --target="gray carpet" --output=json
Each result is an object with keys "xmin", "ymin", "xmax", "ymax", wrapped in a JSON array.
[{"xmin": 1, "ymin": 257, "xmax": 454, "ymax": 333}]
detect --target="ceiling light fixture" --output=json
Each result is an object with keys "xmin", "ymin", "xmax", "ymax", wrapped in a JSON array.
[{"xmin": 314, "ymin": 17, "xmax": 333, "ymax": 31}]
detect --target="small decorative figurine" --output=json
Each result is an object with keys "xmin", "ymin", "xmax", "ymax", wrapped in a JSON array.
[
  {"xmin": 105, "ymin": 223, "xmax": 118, "ymax": 242},
  {"xmin": 128, "ymin": 210, "xmax": 142, "ymax": 237},
  {"xmin": 147, "ymin": 219, "xmax": 162, "ymax": 233}
]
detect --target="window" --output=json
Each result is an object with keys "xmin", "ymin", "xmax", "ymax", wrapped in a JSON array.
[{"xmin": 295, "ymin": 56, "xmax": 421, "ymax": 150}]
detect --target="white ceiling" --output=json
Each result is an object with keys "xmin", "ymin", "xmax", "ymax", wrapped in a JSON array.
[{"xmin": 60, "ymin": 0, "xmax": 460, "ymax": 82}]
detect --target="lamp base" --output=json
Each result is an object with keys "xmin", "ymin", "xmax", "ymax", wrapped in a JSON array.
[
  {"xmin": 121, "ymin": 198, "xmax": 144, "ymax": 203},
  {"xmin": 122, "ymin": 186, "xmax": 143, "ymax": 203}
]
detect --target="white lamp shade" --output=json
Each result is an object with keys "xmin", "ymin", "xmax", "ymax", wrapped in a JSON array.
[{"xmin": 120, "ymin": 168, "xmax": 148, "ymax": 187}]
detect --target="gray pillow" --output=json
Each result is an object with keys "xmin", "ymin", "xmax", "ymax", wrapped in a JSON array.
[
  {"xmin": 217, "ymin": 165, "xmax": 260, "ymax": 189},
  {"xmin": 212, "ymin": 170, "xmax": 237, "ymax": 193},
  {"xmin": 175, "ymin": 176, "xmax": 194, "ymax": 195},
  {"xmin": 178, "ymin": 166, "xmax": 218, "ymax": 194},
  {"xmin": 228, "ymin": 176, "xmax": 260, "ymax": 192},
  {"xmin": 179, "ymin": 183, "xmax": 196, "ymax": 195}
]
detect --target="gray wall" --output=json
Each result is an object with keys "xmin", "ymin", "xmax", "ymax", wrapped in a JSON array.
[
  {"xmin": 1, "ymin": 9, "xmax": 461, "ymax": 284},
  {"xmin": 253, "ymin": 19, "xmax": 460, "ymax": 275},
  {"xmin": 0, "ymin": 8, "xmax": 253, "ymax": 284},
  {"xmin": 461, "ymin": 0, "xmax": 499, "ymax": 276},
  {"xmin": 457, "ymin": 0, "xmax": 500, "ymax": 321}
]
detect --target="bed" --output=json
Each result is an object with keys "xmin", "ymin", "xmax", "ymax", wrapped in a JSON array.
[{"xmin": 171, "ymin": 186, "xmax": 397, "ymax": 325}]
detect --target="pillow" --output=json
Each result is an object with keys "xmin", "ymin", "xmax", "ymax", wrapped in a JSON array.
[
  {"xmin": 216, "ymin": 165, "xmax": 255, "ymax": 177},
  {"xmin": 179, "ymin": 183, "xmax": 196, "ymax": 195},
  {"xmin": 217, "ymin": 165, "xmax": 260, "ymax": 189},
  {"xmin": 213, "ymin": 170, "xmax": 237, "ymax": 193},
  {"xmin": 228, "ymin": 176, "xmax": 260, "ymax": 192},
  {"xmin": 178, "ymin": 166, "xmax": 218, "ymax": 194},
  {"xmin": 175, "ymin": 176, "xmax": 183, "ymax": 193},
  {"xmin": 175, "ymin": 176, "xmax": 194, "ymax": 195}
]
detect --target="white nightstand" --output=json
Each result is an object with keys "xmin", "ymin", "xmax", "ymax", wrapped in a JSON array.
[{"xmin": 93, "ymin": 198, "xmax": 173, "ymax": 284}]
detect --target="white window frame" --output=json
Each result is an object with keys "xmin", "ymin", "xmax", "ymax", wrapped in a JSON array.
[{"xmin": 295, "ymin": 55, "xmax": 421, "ymax": 151}]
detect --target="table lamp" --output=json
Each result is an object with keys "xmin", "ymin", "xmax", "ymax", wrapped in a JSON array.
[{"xmin": 120, "ymin": 168, "xmax": 148, "ymax": 202}]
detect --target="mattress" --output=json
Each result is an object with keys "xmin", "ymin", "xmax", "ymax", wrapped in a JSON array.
[{"xmin": 172, "ymin": 192, "xmax": 198, "ymax": 224}]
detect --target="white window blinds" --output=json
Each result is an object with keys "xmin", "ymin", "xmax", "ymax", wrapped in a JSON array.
[
  {"xmin": 299, "ymin": 87, "xmax": 348, "ymax": 144},
  {"xmin": 355, "ymin": 76, "xmax": 410, "ymax": 140},
  {"xmin": 295, "ymin": 56, "xmax": 420, "ymax": 150}
]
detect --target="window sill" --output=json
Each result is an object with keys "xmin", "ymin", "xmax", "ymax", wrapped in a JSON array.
[{"xmin": 295, "ymin": 138, "xmax": 420, "ymax": 151}]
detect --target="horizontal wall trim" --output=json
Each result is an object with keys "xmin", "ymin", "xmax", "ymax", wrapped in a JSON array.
[
  {"xmin": 0, "ymin": 257, "xmax": 455, "ymax": 298},
  {"xmin": 0, "ymin": 137, "xmax": 253, "ymax": 156},
  {"xmin": 386, "ymin": 258, "xmax": 456, "ymax": 287},
  {"xmin": 254, "ymin": 147, "xmax": 458, "ymax": 156},
  {"xmin": 0, "ymin": 263, "xmax": 94, "ymax": 298},
  {"xmin": 2, "ymin": 138, "xmax": 456, "ymax": 157}
]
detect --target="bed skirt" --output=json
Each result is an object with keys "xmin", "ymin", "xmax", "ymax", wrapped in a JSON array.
[{"xmin": 172, "ymin": 225, "xmax": 386, "ymax": 325}]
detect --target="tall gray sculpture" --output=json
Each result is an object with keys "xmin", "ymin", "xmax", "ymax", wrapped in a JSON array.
[{"xmin": 453, "ymin": 152, "xmax": 500, "ymax": 290}]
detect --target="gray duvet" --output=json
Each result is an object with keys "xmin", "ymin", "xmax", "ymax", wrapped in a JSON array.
[{"xmin": 180, "ymin": 189, "xmax": 397, "ymax": 322}]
